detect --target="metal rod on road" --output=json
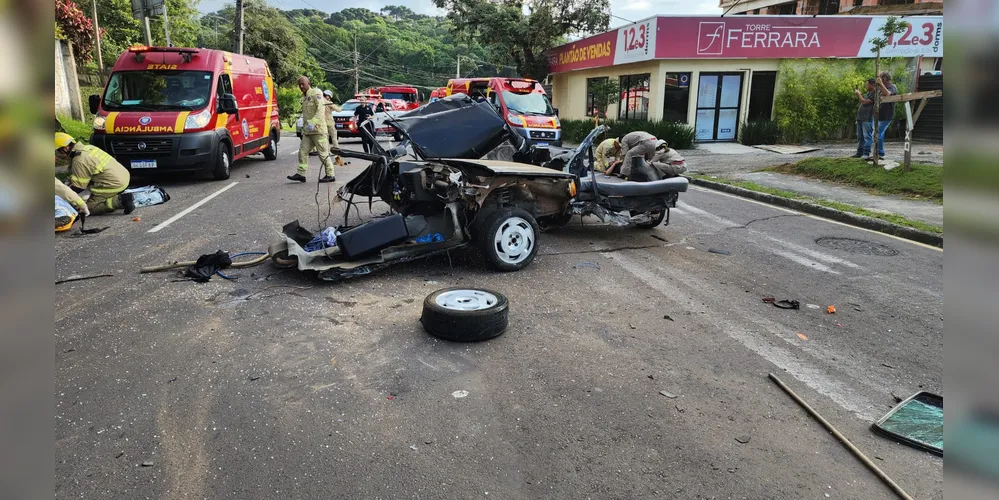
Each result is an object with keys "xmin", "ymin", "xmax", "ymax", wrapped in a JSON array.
[{"xmin": 767, "ymin": 373, "xmax": 914, "ymax": 500}]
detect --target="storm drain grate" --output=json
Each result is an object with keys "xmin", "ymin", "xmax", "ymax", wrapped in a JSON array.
[{"xmin": 815, "ymin": 237, "xmax": 898, "ymax": 256}]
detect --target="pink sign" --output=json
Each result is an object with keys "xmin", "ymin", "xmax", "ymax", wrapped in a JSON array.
[{"xmin": 548, "ymin": 16, "xmax": 944, "ymax": 73}]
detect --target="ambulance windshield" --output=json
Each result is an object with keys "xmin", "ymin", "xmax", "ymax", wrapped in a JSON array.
[
  {"xmin": 102, "ymin": 70, "xmax": 213, "ymax": 111},
  {"xmin": 501, "ymin": 91, "xmax": 554, "ymax": 116}
]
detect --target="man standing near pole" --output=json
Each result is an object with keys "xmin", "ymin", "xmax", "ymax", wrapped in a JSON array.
[
  {"xmin": 870, "ymin": 71, "xmax": 898, "ymax": 163},
  {"xmin": 288, "ymin": 76, "xmax": 335, "ymax": 183}
]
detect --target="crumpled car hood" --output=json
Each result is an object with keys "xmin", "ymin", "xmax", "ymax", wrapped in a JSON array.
[{"xmin": 391, "ymin": 94, "xmax": 510, "ymax": 159}]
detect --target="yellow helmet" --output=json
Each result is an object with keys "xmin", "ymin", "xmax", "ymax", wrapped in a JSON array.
[{"xmin": 55, "ymin": 132, "xmax": 75, "ymax": 150}]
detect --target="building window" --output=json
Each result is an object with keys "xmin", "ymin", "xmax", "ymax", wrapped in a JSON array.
[
  {"xmin": 662, "ymin": 73, "xmax": 691, "ymax": 123},
  {"xmin": 585, "ymin": 77, "xmax": 608, "ymax": 117},
  {"xmin": 618, "ymin": 73, "xmax": 650, "ymax": 121},
  {"xmin": 818, "ymin": 0, "xmax": 840, "ymax": 14},
  {"xmin": 777, "ymin": 2, "xmax": 797, "ymax": 14},
  {"xmin": 854, "ymin": 0, "xmax": 863, "ymax": 6},
  {"xmin": 880, "ymin": 0, "xmax": 915, "ymax": 5}
]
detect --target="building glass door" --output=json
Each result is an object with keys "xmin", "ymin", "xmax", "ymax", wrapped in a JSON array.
[{"xmin": 695, "ymin": 73, "xmax": 743, "ymax": 142}]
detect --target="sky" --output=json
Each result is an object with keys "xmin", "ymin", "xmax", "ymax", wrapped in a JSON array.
[{"xmin": 197, "ymin": 0, "xmax": 723, "ymax": 29}]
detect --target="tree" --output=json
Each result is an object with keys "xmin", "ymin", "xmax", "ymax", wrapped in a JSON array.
[
  {"xmin": 867, "ymin": 16, "xmax": 907, "ymax": 167},
  {"xmin": 240, "ymin": 0, "xmax": 325, "ymax": 86},
  {"xmin": 588, "ymin": 77, "xmax": 618, "ymax": 120},
  {"xmin": 149, "ymin": 0, "xmax": 201, "ymax": 48},
  {"xmin": 56, "ymin": 0, "xmax": 98, "ymax": 66},
  {"xmin": 381, "ymin": 5, "xmax": 417, "ymax": 21},
  {"xmin": 93, "ymin": 0, "xmax": 142, "ymax": 66},
  {"xmin": 433, "ymin": 0, "xmax": 609, "ymax": 80}
]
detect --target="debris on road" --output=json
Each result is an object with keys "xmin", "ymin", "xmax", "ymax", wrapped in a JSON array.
[
  {"xmin": 707, "ymin": 248, "xmax": 731, "ymax": 256},
  {"xmin": 409, "ymin": 444, "xmax": 418, "ymax": 451},
  {"xmin": 871, "ymin": 391, "xmax": 943, "ymax": 456},
  {"xmin": 735, "ymin": 435, "xmax": 751, "ymax": 444},
  {"xmin": 806, "ymin": 304, "xmax": 821, "ymax": 309},
  {"xmin": 248, "ymin": 376, "xmax": 260, "ymax": 381},
  {"xmin": 765, "ymin": 298, "xmax": 801, "ymax": 310},
  {"xmin": 140, "ymin": 461, "xmax": 154, "ymax": 467},
  {"xmin": 882, "ymin": 363, "xmax": 896, "ymax": 370},
  {"xmin": 827, "ymin": 305, "xmax": 837, "ymax": 314},
  {"xmin": 575, "ymin": 261, "xmax": 601, "ymax": 270},
  {"xmin": 664, "ymin": 315, "xmax": 674, "ymax": 321},
  {"xmin": 797, "ymin": 333, "xmax": 809, "ymax": 341},
  {"xmin": 132, "ymin": 217, "xmax": 141, "ymax": 222},
  {"xmin": 115, "ymin": 452, "xmax": 124, "ymax": 459},
  {"xmin": 768, "ymin": 373, "xmax": 915, "ymax": 500},
  {"xmin": 55, "ymin": 273, "xmax": 114, "ymax": 285},
  {"xmin": 452, "ymin": 390, "xmax": 469, "ymax": 398},
  {"xmin": 675, "ymin": 405, "xmax": 685, "ymax": 413},
  {"xmin": 891, "ymin": 392, "xmax": 903, "ymax": 403},
  {"xmin": 629, "ymin": 323, "xmax": 637, "ymax": 329},
  {"xmin": 185, "ymin": 250, "xmax": 233, "ymax": 283},
  {"xmin": 659, "ymin": 390, "xmax": 678, "ymax": 399}
]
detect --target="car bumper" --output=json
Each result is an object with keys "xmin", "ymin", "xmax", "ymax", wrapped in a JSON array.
[
  {"xmin": 91, "ymin": 131, "xmax": 219, "ymax": 173},
  {"xmin": 514, "ymin": 127, "xmax": 562, "ymax": 147}
]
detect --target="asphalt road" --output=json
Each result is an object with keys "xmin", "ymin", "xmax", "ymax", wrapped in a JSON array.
[{"xmin": 55, "ymin": 134, "xmax": 943, "ymax": 499}]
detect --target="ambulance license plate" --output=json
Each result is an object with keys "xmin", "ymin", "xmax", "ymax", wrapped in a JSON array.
[
  {"xmin": 131, "ymin": 160, "xmax": 157, "ymax": 169},
  {"xmin": 336, "ymin": 124, "xmax": 344, "ymax": 129}
]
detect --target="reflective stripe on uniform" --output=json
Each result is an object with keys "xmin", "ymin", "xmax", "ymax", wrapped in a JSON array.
[
  {"xmin": 70, "ymin": 175, "xmax": 91, "ymax": 186},
  {"xmin": 83, "ymin": 145, "xmax": 113, "ymax": 175},
  {"xmin": 89, "ymin": 186, "xmax": 124, "ymax": 195}
]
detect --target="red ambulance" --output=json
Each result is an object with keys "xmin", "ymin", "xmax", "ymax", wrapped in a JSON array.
[
  {"xmin": 445, "ymin": 77, "xmax": 561, "ymax": 147},
  {"xmin": 88, "ymin": 45, "xmax": 280, "ymax": 180}
]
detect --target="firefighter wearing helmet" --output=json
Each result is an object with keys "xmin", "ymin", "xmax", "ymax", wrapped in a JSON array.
[{"xmin": 54, "ymin": 132, "xmax": 135, "ymax": 215}]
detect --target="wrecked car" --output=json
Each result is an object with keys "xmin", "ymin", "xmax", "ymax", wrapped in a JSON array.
[{"xmin": 268, "ymin": 95, "xmax": 577, "ymax": 281}]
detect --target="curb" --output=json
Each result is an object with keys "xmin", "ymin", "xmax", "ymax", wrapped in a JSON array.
[{"xmin": 688, "ymin": 178, "xmax": 943, "ymax": 248}]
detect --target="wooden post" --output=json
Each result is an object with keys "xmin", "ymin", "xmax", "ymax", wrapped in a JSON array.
[
  {"xmin": 873, "ymin": 90, "xmax": 941, "ymax": 172},
  {"xmin": 903, "ymin": 101, "xmax": 913, "ymax": 172}
]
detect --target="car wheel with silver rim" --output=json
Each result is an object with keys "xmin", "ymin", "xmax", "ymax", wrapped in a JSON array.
[
  {"xmin": 420, "ymin": 287, "xmax": 509, "ymax": 342},
  {"xmin": 476, "ymin": 207, "xmax": 540, "ymax": 272}
]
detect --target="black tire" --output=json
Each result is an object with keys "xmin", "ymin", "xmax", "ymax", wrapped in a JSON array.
[
  {"xmin": 420, "ymin": 287, "xmax": 509, "ymax": 342},
  {"xmin": 213, "ymin": 142, "xmax": 231, "ymax": 180},
  {"xmin": 475, "ymin": 207, "xmax": 540, "ymax": 272},
  {"xmin": 263, "ymin": 132, "xmax": 278, "ymax": 160},
  {"xmin": 632, "ymin": 209, "xmax": 666, "ymax": 229}
]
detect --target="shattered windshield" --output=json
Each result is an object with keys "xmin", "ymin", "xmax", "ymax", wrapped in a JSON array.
[
  {"xmin": 502, "ymin": 91, "xmax": 554, "ymax": 116},
  {"xmin": 102, "ymin": 70, "xmax": 213, "ymax": 111}
]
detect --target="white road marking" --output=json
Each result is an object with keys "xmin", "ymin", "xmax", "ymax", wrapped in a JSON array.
[
  {"xmin": 678, "ymin": 199, "xmax": 860, "ymax": 273},
  {"xmin": 147, "ymin": 182, "xmax": 238, "ymax": 233},
  {"xmin": 769, "ymin": 249, "xmax": 840, "ymax": 274},
  {"xmin": 690, "ymin": 185, "xmax": 943, "ymax": 252},
  {"xmin": 603, "ymin": 250, "xmax": 879, "ymax": 421}
]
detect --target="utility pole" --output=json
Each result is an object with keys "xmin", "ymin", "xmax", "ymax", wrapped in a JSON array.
[
  {"xmin": 456, "ymin": 55, "xmax": 460, "ymax": 78},
  {"xmin": 353, "ymin": 32, "xmax": 359, "ymax": 95},
  {"xmin": 91, "ymin": 0, "xmax": 103, "ymax": 70},
  {"xmin": 234, "ymin": 0, "xmax": 244, "ymax": 54},
  {"xmin": 162, "ymin": 1, "xmax": 171, "ymax": 46},
  {"xmin": 144, "ymin": 15, "xmax": 153, "ymax": 46}
]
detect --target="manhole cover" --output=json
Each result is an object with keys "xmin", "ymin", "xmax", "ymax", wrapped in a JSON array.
[{"xmin": 815, "ymin": 237, "xmax": 898, "ymax": 256}]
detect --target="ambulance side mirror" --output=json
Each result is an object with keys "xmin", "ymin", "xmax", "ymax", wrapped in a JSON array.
[
  {"xmin": 219, "ymin": 93, "xmax": 239, "ymax": 114},
  {"xmin": 89, "ymin": 95, "xmax": 100, "ymax": 115},
  {"xmin": 553, "ymin": 107, "xmax": 559, "ymax": 117}
]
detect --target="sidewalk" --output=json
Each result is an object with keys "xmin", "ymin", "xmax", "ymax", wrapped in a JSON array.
[{"xmin": 679, "ymin": 140, "xmax": 944, "ymax": 231}]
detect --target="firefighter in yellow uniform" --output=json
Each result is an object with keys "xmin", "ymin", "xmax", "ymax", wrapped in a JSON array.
[
  {"xmin": 593, "ymin": 137, "xmax": 622, "ymax": 173},
  {"xmin": 288, "ymin": 76, "xmax": 335, "ymax": 183},
  {"xmin": 55, "ymin": 132, "xmax": 135, "ymax": 215},
  {"xmin": 55, "ymin": 177, "xmax": 88, "ymax": 216}
]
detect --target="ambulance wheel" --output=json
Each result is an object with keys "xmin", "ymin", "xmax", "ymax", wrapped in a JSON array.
[
  {"xmin": 420, "ymin": 287, "xmax": 509, "ymax": 342},
  {"xmin": 263, "ymin": 132, "xmax": 278, "ymax": 161},
  {"xmin": 213, "ymin": 142, "xmax": 231, "ymax": 180}
]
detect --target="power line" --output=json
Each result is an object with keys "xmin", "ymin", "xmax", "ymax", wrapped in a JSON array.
[{"xmin": 721, "ymin": 0, "xmax": 749, "ymax": 17}]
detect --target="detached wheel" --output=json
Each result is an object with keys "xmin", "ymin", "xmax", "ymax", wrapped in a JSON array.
[
  {"xmin": 420, "ymin": 287, "xmax": 509, "ymax": 342},
  {"xmin": 476, "ymin": 207, "xmax": 540, "ymax": 272},
  {"xmin": 263, "ymin": 132, "xmax": 278, "ymax": 160},
  {"xmin": 631, "ymin": 209, "xmax": 666, "ymax": 229},
  {"xmin": 213, "ymin": 142, "xmax": 231, "ymax": 180}
]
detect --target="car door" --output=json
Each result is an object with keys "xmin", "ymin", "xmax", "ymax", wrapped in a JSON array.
[{"xmin": 216, "ymin": 73, "xmax": 243, "ymax": 153}]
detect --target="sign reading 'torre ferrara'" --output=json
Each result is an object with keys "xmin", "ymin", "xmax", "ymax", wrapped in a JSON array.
[{"xmin": 548, "ymin": 16, "xmax": 944, "ymax": 73}]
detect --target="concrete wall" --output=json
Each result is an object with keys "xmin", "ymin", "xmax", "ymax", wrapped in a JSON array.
[{"xmin": 54, "ymin": 39, "xmax": 84, "ymax": 120}]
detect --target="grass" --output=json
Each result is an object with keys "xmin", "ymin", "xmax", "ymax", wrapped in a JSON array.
[
  {"xmin": 691, "ymin": 175, "xmax": 943, "ymax": 234},
  {"xmin": 57, "ymin": 115, "xmax": 93, "ymax": 144},
  {"xmin": 765, "ymin": 157, "xmax": 942, "ymax": 201}
]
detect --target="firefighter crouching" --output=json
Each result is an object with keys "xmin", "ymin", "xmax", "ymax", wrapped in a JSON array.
[{"xmin": 55, "ymin": 132, "xmax": 135, "ymax": 215}]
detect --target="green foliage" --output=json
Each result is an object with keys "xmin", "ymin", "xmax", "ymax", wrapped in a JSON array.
[
  {"xmin": 868, "ymin": 16, "xmax": 909, "ymax": 53},
  {"xmin": 561, "ymin": 119, "xmax": 696, "ymax": 150},
  {"xmin": 434, "ymin": 0, "xmax": 610, "ymax": 80},
  {"xmin": 588, "ymin": 78, "xmax": 618, "ymax": 117},
  {"xmin": 94, "ymin": 0, "xmax": 142, "ymax": 66},
  {"xmin": 768, "ymin": 157, "xmax": 942, "ymax": 200},
  {"xmin": 57, "ymin": 115, "xmax": 94, "ymax": 144},
  {"xmin": 276, "ymin": 87, "xmax": 303, "ymax": 124},
  {"xmin": 774, "ymin": 58, "xmax": 912, "ymax": 142},
  {"xmin": 57, "ymin": 0, "xmax": 97, "ymax": 66},
  {"xmin": 739, "ymin": 120, "xmax": 781, "ymax": 146}
]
